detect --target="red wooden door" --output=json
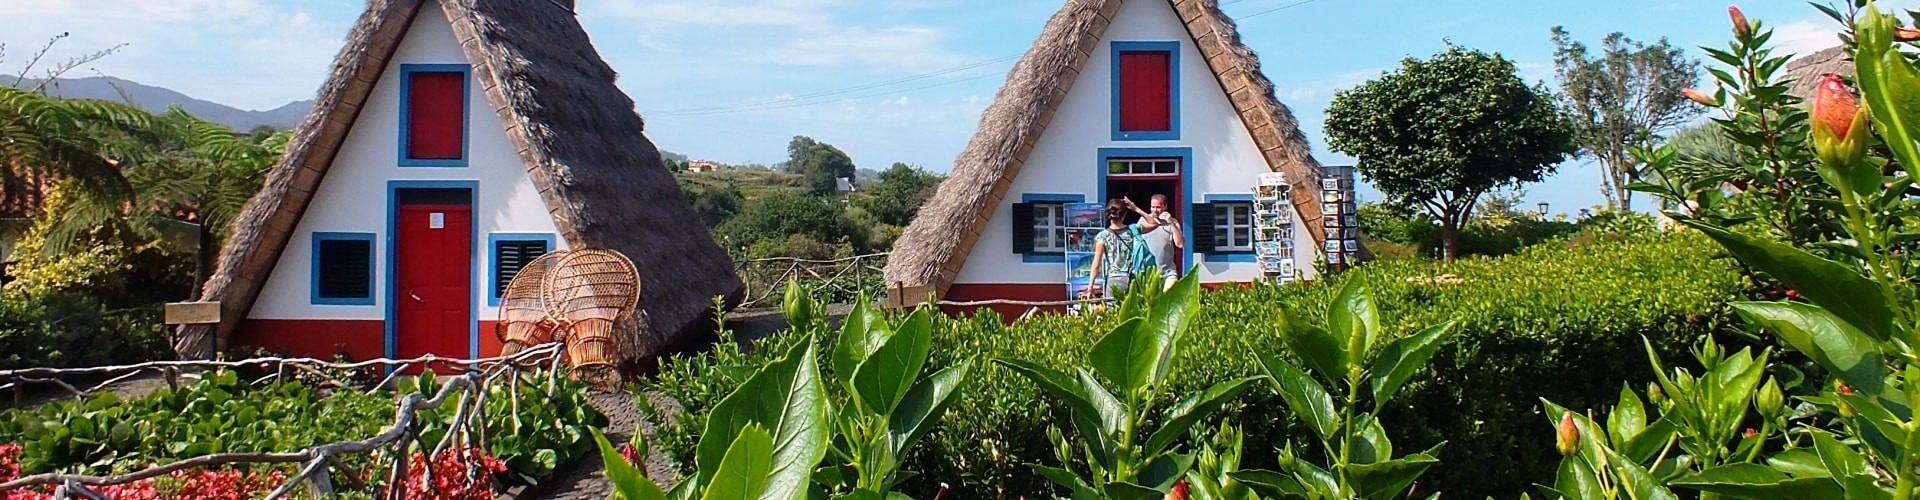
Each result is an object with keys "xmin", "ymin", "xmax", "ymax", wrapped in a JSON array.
[{"xmin": 395, "ymin": 204, "xmax": 472, "ymax": 363}]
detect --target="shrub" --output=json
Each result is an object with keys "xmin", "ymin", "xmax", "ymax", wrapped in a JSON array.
[{"xmin": 643, "ymin": 232, "xmax": 1747, "ymax": 497}]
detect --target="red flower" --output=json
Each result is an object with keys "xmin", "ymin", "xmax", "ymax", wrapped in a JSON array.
[
  {"xmin": 1743, "ymin": 428, "xmax": 1758, "ymax": 439},
  {"xmin": 620, "ymin": 442, "xmax": 641, "ymax": 467},
  {"xmin": 1840, "ymin": 384, "xmax": 1855, "ymax": 396}
]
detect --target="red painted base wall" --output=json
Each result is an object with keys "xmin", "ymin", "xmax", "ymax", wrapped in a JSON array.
[
  {"xmin": 940, "ymin": 281, "xmax": 1260, "ymax": 323},
  {"xmin": 233, "ymin": 319, "xmax": 506, "ymax": 360}
]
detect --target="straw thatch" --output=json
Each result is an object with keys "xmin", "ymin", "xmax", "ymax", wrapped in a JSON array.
[
  {"xmin": 1786, "ymin": 45, "xmax": 1851, "ymax": 98},
  {"xmin": 174, "ymin": 0, "xmax": 743, "ymax": 367},
  {"xmin": 883, "ymin": 0, "xmax": 1326, "ymax": 300}
]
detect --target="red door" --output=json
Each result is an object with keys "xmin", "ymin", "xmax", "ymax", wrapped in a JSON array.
[{"xmin": 395, "ymin": 204, "xmax": 472, "ymax": 363}]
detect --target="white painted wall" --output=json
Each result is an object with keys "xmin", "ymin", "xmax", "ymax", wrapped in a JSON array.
[
  {"xmin": 954, "ymin": 0, "xmax": 1315, "ymax": 286},
  {"xmin": 251, "ymin": 0, "xmax": 567, "ymax": 320}
]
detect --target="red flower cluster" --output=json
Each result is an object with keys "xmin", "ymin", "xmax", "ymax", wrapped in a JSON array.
[
  {"xmin": 386, "ymin": 447, "xmax": 509, "ymax": 500},
  {"xmin": 1, "ymin": 443, "xmax": 282, "ymax": 500}
]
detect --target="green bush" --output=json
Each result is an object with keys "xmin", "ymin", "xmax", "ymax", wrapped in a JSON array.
[{"xmin": 643, "ymin": 232, "xmax": 1747, "ymax": 497}]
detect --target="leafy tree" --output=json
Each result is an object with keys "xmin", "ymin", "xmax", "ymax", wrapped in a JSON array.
[
  {"xmin": 42, "ymin": 107, "xmax": 282, "ymax": 296},
  {"xmin": 0, "ymin": 86, "xmax": 156, "ymax": 218},
  {"xmin": 719, "ymin": 191, "xmax": 867, "ymax": 257},
  {"xmin": 785, "ymin": 135, "xmax": 857, "ymax": 195},
  {"xmin": 1325, "ymin": 45, "xmax": 1576, "ymax": 263},
  {"xmin": 854, "ymin": 162, "xmax": 941, "ymax": 227},
  {"xmin": 686, "ymin": 183, "xmax": 743, "ymax": 227},
  {"xmin": 1550, "ymin": 26, "xmax": 1703, "ymax": 211}
]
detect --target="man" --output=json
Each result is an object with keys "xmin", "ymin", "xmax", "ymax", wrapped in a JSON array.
[{"xmin": 1143, "ymin": 194, "xmax": 1184, "ymax": 290}]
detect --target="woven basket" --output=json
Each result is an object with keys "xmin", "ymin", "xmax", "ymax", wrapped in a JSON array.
[
  {"xmin": 497, "ymin": 250, "xmax": 570, "ymax": 357},
  {"xmin": 543, "ymin": 249, "xmax": 641, "ymax": 370}
]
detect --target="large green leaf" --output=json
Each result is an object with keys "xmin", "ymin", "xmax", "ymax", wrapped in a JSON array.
[
  {"xmin": 1089, "ymin": 317, "xmax": 1161, "ymax": 402},
  {"xmin": 1607, "ymin": 384, "xmax": 1647, "ymax": 445},
  {"xmin": 1605, "ymin": 447, "xmax": 1678, "ymax": 500},
  {"xmin": 1258, "ymin": 353, "xmax": 1338, "ymax": 441},
  {"xmin": 852, "ymin": 308, "xmax": 933, "ymax": 415},
  {"xmin": 1684, "ymin": 222, "xmax": 1893, "ymax": 340},
  {"xmin": 1620, "ymin": 418, "xmax": 1678, "ymax": 465},
  {"xmin": 1142, "ymin": 377, "xmax": 1260, "ymax": 456},
  {"xmin": 1135, "ymin": 453, "xmax": 1194, "ymax": 489},
  {"xmin": 1329, "ymin": 274, "xmax": 1379, "ymax": 372},
  {"xmin": 1554, "ymin": 456, "xmax": 1605, "ymax": 500},
  {"xmin": 1350, "ymin": 414, "xmax": 1392, "ymax": 465},
  {"xmin": 696, "ymin": 341, "xmax": 830, "ymax": 500},
  {"xmin": 1734, "ymin": 302, "xmax": 1886, "ymax": 395},
  {"xmin": 1145, "ymin": 271, "xmax": 1203, "ymax": 389},
  {"xmin": 1837, "ymin": 393, "xmax": 1909, "ymax": 453},
  {"xmin": 1768, "ymin": 449, "xmax": 1832, "ymax": 479},
  {"xmin": 1367, "ymin": 321, "xmax": 1457, "ymax": 406},
  {"xmin": 1275, "ymin": 306, "xmax": 1347, "ymax": 383},
  {"xmin": 702, "ymin": 426, "xmax": 774, "ymax": 500},
  {"xmin": 592, "ymin": 428, "xmax": 666, "ymax": 500},
  {"xmin": 885, "ymin": 360, "xmax": 973, "ymax": 458},
  {"xmin": 832, "ymin": 298, "xmax": 890, "ymax": 387},
  {"xmin": 1855, "ymin": 5, "xmax": 1920, "ymax": 179},
  {"xmin": 1812, "ymin": 429, "xmax": 1887, "ymax": 498},
  {"xmin": 1672, "ymin": 463, "xmax": 1845, "ymax": 499},
  {"xmin": 1347, "ymin": 453, "xmax": 1439, "ymax": 500},
  {"xmin": 993, "ymin": 359, "xmax": 1122, "ymax": 465},
  {"xmin": 1229, "ymin": 469, "xmax": 1308, "ymax": 499},
  {"xmin": 1102, "ymin": 480, "xmax": 1165, "ymax": 500},
  {"xmin": 1031, "ymin": 464, "xmax": 1099, "ymax": 498}
]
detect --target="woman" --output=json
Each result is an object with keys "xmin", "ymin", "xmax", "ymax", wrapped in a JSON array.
[{"xmin": 1087, "ymin": 197, "xmax": 1159, "ymax": 300}]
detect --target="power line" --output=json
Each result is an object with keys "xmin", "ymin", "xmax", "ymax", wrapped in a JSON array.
[{"xmin": 649, "ymin": 0, "xmax": 1319, "ymax": 117}]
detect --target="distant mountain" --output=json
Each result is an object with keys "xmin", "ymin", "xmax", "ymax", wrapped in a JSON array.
[{"xmin": 5, "ymin": 75, "xmax": 310, "ymax": 131}]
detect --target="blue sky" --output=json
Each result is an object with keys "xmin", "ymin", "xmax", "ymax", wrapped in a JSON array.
[{"xmin": 2, "ymin": 0, "xmax": 1907, "ymax": 213}]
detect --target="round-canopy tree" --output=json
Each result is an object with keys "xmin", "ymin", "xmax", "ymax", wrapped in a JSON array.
[{"xmin": 1325, "ymin": 45, "xmax": 1576, "ymax": 263}]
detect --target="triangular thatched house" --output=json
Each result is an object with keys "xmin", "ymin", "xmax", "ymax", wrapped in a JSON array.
[
  {"xmin": 173, "ymin": 0, "xmax": 742, "ymax": 366},
  {"xmin": 1787, "ymin": 45, "xmax": 1850, "ymax": 98},
  {"xmin": 883, "ymin": 0, "xmax": 1327, "ymax": 317}
]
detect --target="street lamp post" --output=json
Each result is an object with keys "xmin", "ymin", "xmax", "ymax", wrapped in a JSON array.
[{"xmin": 1537, "ymin": 201, "xmax": 1550, "ymax": 217}]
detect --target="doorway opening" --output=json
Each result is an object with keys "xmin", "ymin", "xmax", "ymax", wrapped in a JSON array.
[{"xmin": 1103, "ymin": 156, "xmax": 1183, "ymax": 273}]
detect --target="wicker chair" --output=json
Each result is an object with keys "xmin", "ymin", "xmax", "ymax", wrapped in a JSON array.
[
  {"xmin": 543, "ymin": 249, "xmax": 641, "ymax": 371},
  {"xmin": 496, "ymin": 250, "xmax": 571, "ymax": 358}
]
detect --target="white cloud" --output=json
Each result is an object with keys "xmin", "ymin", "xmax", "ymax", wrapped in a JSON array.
[
  {"xmin": 601, "ymin": 0, "xmax": 842, "ymax": 28},
  {"xmin": 1274, "ymin": 67, "xmax": 1385, "ymax": 102},
  {"xmin": 1772, "ymin": 18, "xmax": 1844, "ymax": 57},
  {"xmin": 743, "ymin": 26, "xmax": 965, "ymax": 70}
]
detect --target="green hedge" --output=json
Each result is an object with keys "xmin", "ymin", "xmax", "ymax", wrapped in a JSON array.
[{"xmin": 642, "ymin": 231, "xmax": 1748, "ymax": 497}]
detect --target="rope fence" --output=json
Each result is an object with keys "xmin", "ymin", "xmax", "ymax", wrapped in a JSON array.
[
  {"xmin": 0, "ymin": 343, "xmax": 569, "ymax": 499},
  {"xmin": 731, "ymin": 252, "xmax": 1120, "ymax": 316}
]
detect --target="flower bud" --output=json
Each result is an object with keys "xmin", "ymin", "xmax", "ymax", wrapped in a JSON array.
[
  {"xmin": 1682, "ymin": 88, "xmax": 1716, "ymax": 107},
  {"xmin": 1168, "ymin": 479, "xmax": 1191, "ymax": 500},
  {"xmin": 782, "ymin": 278, "xmax": 815, "ymax": 328},
  {"xmin": 1756, "ymin": 377, "xmax": 1785, "ymax": 418},
  {"xmin": 1811, "ymin": 73, "xmax": 1869, "ymax": 169},
  {"xmin": 1898, "ymin": 27, "xmax": 1920, "ymax": 42},
  {"xmin": 1556, "ymin": 412, "xmax": 1580, "ymax": 457},
  {"xmin": 1743, "ymin": 427, "xmax": 1758, "ymax": 439},
  {"xmin": 1647, "ymin": 382, "xmax": 1664, "ymax": 405},
  {"xmin": 1730, "ymin": 6, "xmax": 1752, "ymax": 38},
  {"xmin": 1839, "ymin": 383, "xmax": 1854, "ymax": 396}
]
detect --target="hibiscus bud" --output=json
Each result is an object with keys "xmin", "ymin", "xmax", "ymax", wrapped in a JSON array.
[
  {"xmin": 1743, "ymin": 428, "xmax": 1758, "ymax": 439},
  {"xmin": 782, "ymin": 278, "xmax": 815, "ymax": 328},
  {"xmin": 1682, "ymin": 88, "xmax": 1716, "ymax": 107},
  {"xmin": 1839, "ymin": 383, "xmax": 1854, "ymax": 396},
  {"xmin": 1898, "ymin": 27, "xmax": 1920, "ymax": 42},
  {"xmin": 1730, "ymin": 6, "xmax": 1752, "ymax": 38},
  {"xmin": 1647, "ymin": 382, "xmax": 1665, "ymax": 406},
  {"xmin": 1756, "ymin": 378, "xmax": 1785, "ymax": 418},
  {"xmin": 1810, "ymin": 73, "xmax": 1869, "ymax": 168},
  {"xmin": 1168, "ymin": 479, "xmax": 1191, "ymax": 500},
  {"xmin": 1785, "ymin": 289, "xmax": 1799, "ymax": 299},
  {"xmin": 1556, "ymin": 412, "xmax": 1580, "ymax": 457}
]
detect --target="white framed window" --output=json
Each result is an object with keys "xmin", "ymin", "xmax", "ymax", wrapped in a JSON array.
[
  {"xmin": 1033, "ymin": 203, "xmax": 1068, "ymax": 253},
  {"xmin": 1105, "ymin": 158, "xmax": 1180, "ymax": 176},
  {"xmin": 1212, "ymin": 202, "xmax": 1254, "ymax": 252}
]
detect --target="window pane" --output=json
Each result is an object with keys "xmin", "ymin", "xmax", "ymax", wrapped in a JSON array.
[
  {"xmin": 1109, "ymin": 161, "xmax": 1127, "ymax": 174},
  {"xmin": 1156, "ymin": 161, "xmax": 1175, "ymax": 174},
  {"xmin": 406, "ymin": 72, "xmax": 465, "ymax": 160}
]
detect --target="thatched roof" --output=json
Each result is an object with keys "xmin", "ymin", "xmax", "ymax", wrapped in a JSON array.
[
  {"xmin": 174, "ymin": 0, "xmax": 743, "ymax": 364},
  {"xmin": 1787, "ymin": 45, "xmax": 1851, "ymax": 98},
  {"xmin": 883, "ymin": 0, "xmax": 1326, "ymax": 299}
]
